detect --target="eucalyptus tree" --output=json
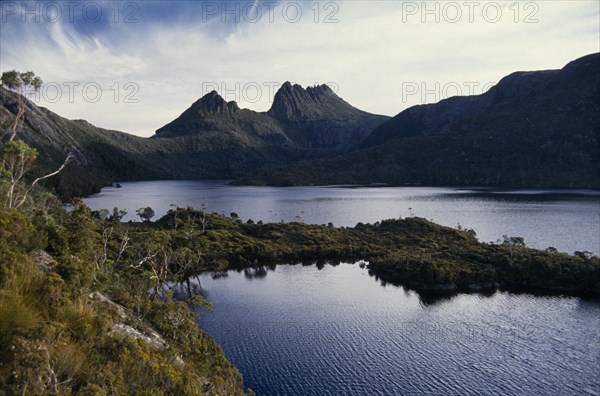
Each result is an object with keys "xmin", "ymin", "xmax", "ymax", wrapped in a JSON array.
[{"xmin": 0, "ymin": 70, "xmax": 73, "ymax": 209}]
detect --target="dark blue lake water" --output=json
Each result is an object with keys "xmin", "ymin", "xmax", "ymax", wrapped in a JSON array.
[
  {"xmin": 85, "ymin": 180, "xmax": 600, "ymax": 255},
  {"xmin": 195, "ymin": 263, "xmax": 600, "ymax": 396}
]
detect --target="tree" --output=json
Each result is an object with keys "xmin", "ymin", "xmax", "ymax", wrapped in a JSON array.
[
  {"xmin": 110, "ymin": 207, "xmax": 127, "ymax": 222},
  {"xmin": 503, "ymin": 235, "xmax": 525, "ymax": 247},
  {"xmin": 136, "ymin": 207, "xmax": 155, "ymax": 222},
  {"xmin": 1, "ymin": 70, "xmax": 73, "ymax": 209},
  {"xmin": 1, "ymin": 70, "xmax": 42, "ymax": 142},
  {"xmin": 1, "ymin": 139, "xmax": 73, "ymax": 209}
]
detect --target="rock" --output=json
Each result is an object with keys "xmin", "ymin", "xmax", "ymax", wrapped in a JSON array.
[
  {"xmin": 88, "ymin": 291, "xmax": 167, "ymax": 350},
  {"xmin": 31, "ymin": 250, "xmax": 57, "ymax": 272},
  {"xmin": 111, "ymin": 323, "xmax": 167, "ymax": 350},
  {"xmin": 89, "ymin": 291, "xmax": 127, "ymax": 319},
  {"xmin": 174, "ymin": 355, "xmax": 185, "ymax": 368}
]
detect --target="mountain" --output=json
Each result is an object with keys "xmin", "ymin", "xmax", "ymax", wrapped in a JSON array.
[
  {"xmin": 240, "ymin": 53, "xmax": 600, "ymax": 188},
  {"xmin": 267, "ymin": 82, "xmax": 389, "ymax": 149},
  {"xmin": 362, "ymin": 53, "xmax": 599, "ymax": 148},
  {"xmin": 0, "ymin": 87, "xmax": 301, "ymax": 197},
  {"xmin": 156, "ymin": 91, "xmax": 288, "ymax": 143},
  {"xmin": 0, "ymin": 86, "xmax": 172, "ymax": 197},
  {"xmin": 156, "ymin": 83, "xmax": 389, "ymax": 151},
  {"xmin": 0, "ymin": 82, "xmax": 388, "ymax": 197}
]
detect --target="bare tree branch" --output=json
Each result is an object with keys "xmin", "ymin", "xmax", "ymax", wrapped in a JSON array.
[{"xmin": 14, "ymin": 152, "xmax": 75, "ymax": 209}]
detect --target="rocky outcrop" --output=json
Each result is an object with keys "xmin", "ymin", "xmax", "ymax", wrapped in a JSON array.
[
  {"xmin": 88, "ymin": 291, "xmax": 168, "ymax": 351},
  {"xmin": 267, "ymin": 82, "xmax": 348, "ymax": 122},
  {"xmin": 266, "ymin": 82, "xmax": 390, "ymax": 149}
]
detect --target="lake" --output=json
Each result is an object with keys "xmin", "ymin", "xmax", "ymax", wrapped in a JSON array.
[
  {"xmin": 85, "ymin": 180, "xmax": 600, "ymax": 255},
  {"xmin": 86, "ymin": 180, "xmax": 600, "ymax": 394},
  {"xmin": 194, "ymin": 263, "xmax": 600, "ymax": 396}
]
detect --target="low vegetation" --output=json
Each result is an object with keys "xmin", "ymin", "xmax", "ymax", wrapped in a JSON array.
[
  {"xmin": 155, "ymin": 208, "xmax": 600, "ymax": 295},
  {"xmin": 0, "ymin": 198, "xmax": 251, "ymax": 395},
  {"xmin": 2, "ymin": 188, "xmax": 599, "ymax": 393},
  {"xmin": 0, "ymin": 70, "xmax": 250, "ymax": 395}
]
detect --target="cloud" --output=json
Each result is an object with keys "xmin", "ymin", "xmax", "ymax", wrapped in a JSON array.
[{"xmin": 1, "ymin": 0, "xmax": 598, "ymax": 136}]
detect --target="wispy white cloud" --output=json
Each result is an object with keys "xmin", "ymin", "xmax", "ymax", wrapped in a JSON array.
[{"xmin": 1, "ymin": 0, "xmax": 598, "ymax": 136}]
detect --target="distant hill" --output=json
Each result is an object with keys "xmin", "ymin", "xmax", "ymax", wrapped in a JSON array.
[
  {"xmin": 241, "ymin": 53, "xmax": 600, "ymax": 189},
  {"xmin": 0, "ymin": 82, "xmax": 388, "ymax": 197}
]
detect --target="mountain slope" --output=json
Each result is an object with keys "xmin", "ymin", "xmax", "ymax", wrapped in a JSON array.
[
  {"xmin": 240, "ymin": 53, "xmax": 600, "ymax": 188},
  {"xmin": 156, "ymin": 84, "xmax": 389, "ymax": 151},
  {"xmin": 0, "ymin": 86, "xmax": 172, "ymax": 197},
  {"xmin": 0, "ymin": 82, "xmax": 388, "ymax": 197}
]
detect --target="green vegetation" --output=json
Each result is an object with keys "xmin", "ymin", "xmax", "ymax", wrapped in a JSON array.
[
  {"xmin": 151, "ymin": 208, "xmax": 600, "ymax": 295},
  {"xmin": 0, "ymin": 197, "xmax": 251, "ymax": 395},
  {"xmin": 0, "ymin": 70, "xmax": 250, "ymax": 395},
  {"xmin": 1, "ymin": 191, "xmax": 598, "ymax": 393}
]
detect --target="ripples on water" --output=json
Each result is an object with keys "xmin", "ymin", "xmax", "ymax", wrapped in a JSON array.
[
  {"xmin": 85, "ymin": 181, "xmax": 600, "ymax": 394},
  {"xmin": 196, "ymin": 264, "xmax": 600, "ymax": 396}
]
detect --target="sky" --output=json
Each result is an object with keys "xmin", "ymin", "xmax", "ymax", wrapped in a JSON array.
[{"xmin": 1, "ymin": 0, "xmax": 598, "ymax": 137}]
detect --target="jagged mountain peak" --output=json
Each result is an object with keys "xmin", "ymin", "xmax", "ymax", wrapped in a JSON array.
[
  {"xmin": 155, "ymin": 81, "xmax": 388, "ymax": 148},
  {"xmin": 155, "ymin": 90, "xmax": 245, "ymax": 136},
  {"xmin": 306, "ymin": 84, "xmax": 335, "ymax": 97},
  {"xmin": 267, "ymin": 82, "xmax": 356, "ymax": 122},
  {"xmin": 190, "ymin": 90, "xmax": 240, "ymax": 115}
]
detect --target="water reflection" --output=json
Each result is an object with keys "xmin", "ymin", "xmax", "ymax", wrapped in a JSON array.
[
  {"xmin": 196, "ymin": 263, "xmax": 600, "ymax": 396},
  {"xmin": 171, "ymin": 261, "xmax": 599, "ymax": 307},
  {"xmin": 243, "ymin": 266, "xmax": 269, "ymax": 280}
]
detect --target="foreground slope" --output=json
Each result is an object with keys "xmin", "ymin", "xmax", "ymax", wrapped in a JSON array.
[
  {"xmin": 241, "ymin": 53, "xmax": 600, "ymax": 188},
  {"xmin": 0, "ymin": 200, "xmax": 251, "ymax": 395}
]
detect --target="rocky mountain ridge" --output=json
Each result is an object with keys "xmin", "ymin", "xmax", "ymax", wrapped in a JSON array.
[{"xmin": 242, "ymin": 53, "xmax": 600, "ymax": 188}]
